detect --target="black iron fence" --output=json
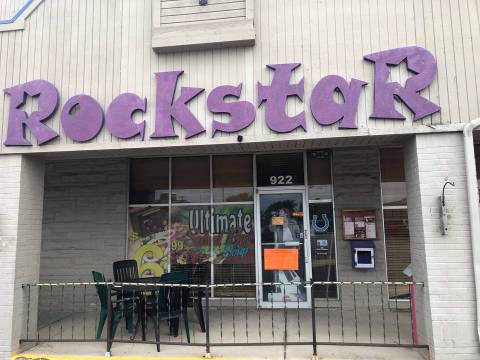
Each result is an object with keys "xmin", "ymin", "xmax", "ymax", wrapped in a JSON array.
[{"xmin": 20, "ymin": 281, "xmax": 427, "ymax": 358}]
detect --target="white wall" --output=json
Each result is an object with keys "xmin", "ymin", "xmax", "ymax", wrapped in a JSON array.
[
  {"xmin": 0, "ymin": 0, "xmax": 479, "ymax": 155},
  {"xmin": 404, "ymin": 132, "xmax": 479, "ymax": 359},
  {"xmin": 0, "ymin": 155, "xmax": 45, "ymax": 359}
]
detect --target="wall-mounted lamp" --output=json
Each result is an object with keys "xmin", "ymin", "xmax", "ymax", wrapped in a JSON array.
[
  {"xmin": 199, "ymin": 0, "xmax": 208, "ymax": 5},
  {"xmin": 440, "ymin": 181, "xmax": 455, "ymax": 235}
]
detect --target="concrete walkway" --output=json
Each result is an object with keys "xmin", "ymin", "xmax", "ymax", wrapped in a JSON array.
[{"xmin": 18, "ymin": 342, "xmax": 428, "ymax": 360}]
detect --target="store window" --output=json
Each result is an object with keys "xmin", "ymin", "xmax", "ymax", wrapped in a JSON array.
[
  {"xmin": 380, "ymin": 148, "xmax": 407, "ymax": 206},
  {"xmin": 307, "ymin": 150, "xmax": 337, "ymax": 298},
  {"xmin": 129, "ymin": 155, "xmax": 255, "ymax": 297},
  {"xmin": 172, "ymin": 156, "xmax": 210, "ymax": 203},
  {"xmin": 380, "ymin": 148, "xmax": 411, "ymax": 299},
  {"xmin": 128, "ymin": 206, "xmax": 169, "ymax": 277},
  {"xmin": 213, "ymin": 154, "xmax": 255, "ymax": 296},
  {"xmin": 213, "ymin": 155, "xmax": 253, "ymax": 202},
  {"xmin": 129, "ymin": 158, "xmax": 169, "ymax": 204}
]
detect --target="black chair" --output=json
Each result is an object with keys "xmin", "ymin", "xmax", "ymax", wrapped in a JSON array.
[
  {"xmin": 140, "ymin": 280, "xmax": 191, "ymax": 352},
  {"xmin": 112, "ymin": 259, "xmax": 139, "ymax": 332},
  {"xmin": 170, "ymin": 263, "xmax": 209, "ymax": 333},
  {"xmin": 192, "ymin": 263, "xmax": 209, "ymax": 333},
  {"xmin": 113, "ymin": 259, "xmax": 139, "ymax": 282}
]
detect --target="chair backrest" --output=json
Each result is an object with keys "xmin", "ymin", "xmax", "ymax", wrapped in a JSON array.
[
  {"xmin": 160, "ymin": 270, "xmax": 191, "ymax": 284},
  {"xmin": 92, "ymin": 271, "xmax": 108, "ymax": 309},
  {"xmin": 113, "ymin": 260, "xmax": 139, "ymax": 282},
  {"xmin": 160, "ymin": 271, "xmax": 192, "ymax": 309}
]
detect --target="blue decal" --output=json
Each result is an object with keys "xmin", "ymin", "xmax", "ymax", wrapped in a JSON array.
[
  {"xmin": 0, "ymin": 0, "xmax": 35, "ymax": 25},
  {"xmin": 311, "ymin": 214, "xmax": 329, "ymax": 233}
]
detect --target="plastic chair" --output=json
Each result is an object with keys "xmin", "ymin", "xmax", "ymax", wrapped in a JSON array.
[
  {"xmin": 113, "ymin": 259, "xmax": 139, "ymax": 282},
  {"xmin": 92, "ymin": 271, "xmax": 134, "ymax": 340},
  {"xmin": 112, "ymin": 260, "xmax": 139, "ymax": 332},
  {"xmin": 139, "ymin": 272, "xmax": 191, "ymax": 352},
  {"xmin": 160, "ymin": 271, "xmax": 191, "ymax": 341}
]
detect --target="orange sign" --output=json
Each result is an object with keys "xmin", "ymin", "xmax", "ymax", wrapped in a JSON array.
[
  {"xmin": 264, "ymin": 248, "xmax": 299, "ymax": 270},
  {"xmin": 271, "ymin": 216, "xmax": 284, "ymax": 225}
]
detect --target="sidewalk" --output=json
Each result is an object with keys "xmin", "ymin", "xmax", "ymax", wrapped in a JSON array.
[{"xmin": 14, "ymin": 342, "xmax": 428, "ymax": 360}]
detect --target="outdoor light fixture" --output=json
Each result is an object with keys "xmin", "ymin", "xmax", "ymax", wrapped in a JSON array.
[
  {"xmin": 199, "ymin": 0, "xmax": 208, "ymax": 5},
  {"xmin": 440, "ymin": 181, "xmax": 455, "ymax": 235}
]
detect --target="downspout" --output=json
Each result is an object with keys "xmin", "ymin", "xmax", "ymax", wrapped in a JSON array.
[{"xmin": 463, "ymin": 117, "xmax": 480, "ymax": 341}]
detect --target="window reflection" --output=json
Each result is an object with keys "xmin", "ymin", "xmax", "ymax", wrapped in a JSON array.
[
  {"xmin": 213, "ymin": 155, "xmax": 253, "ymax": 202},
  {"xmin": 130, "ymin": 158, "xmax": 169, "ymax": 204},
  {"xmin": 172, "ymin": 156, "xmax": 210, "ymax": 203}
]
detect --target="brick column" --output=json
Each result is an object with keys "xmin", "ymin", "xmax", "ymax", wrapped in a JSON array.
[
  {"xmin": 404, "ymin": 132, "xmax": 479, "ymax": 359},
  {"xmin": 0, "ymin": 155, "xmax": 45, "ymax": 359}
]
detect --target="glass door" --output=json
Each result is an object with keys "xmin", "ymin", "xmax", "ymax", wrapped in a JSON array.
[{"xmin": 256, "ymin": 190, "xmax": 311, "ymax": 308}]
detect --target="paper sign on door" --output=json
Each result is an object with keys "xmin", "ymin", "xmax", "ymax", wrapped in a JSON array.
[{"xmin": 264, "ymin": 249, "xmax": 299, "ymax": 270}]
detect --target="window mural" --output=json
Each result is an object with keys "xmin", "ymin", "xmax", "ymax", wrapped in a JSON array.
[{"xmin": 128, "ymin": 207, "xmax": 169, "ymax": 277}]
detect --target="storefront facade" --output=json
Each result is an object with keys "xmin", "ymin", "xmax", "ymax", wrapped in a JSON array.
[{"xmin": 1, "ymin": 0, "xmax": 480, "ymax": 359}]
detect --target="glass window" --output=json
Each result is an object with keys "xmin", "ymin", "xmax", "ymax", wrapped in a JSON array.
[
  {"xmin": 170, "ymin": 205, "xmax": 211, "ymax": 265},
  {"xmin": 307, "ymin": 150, "xmax": 332, "ymax": 201},
  {"xmin": 380, "ymin": 148, "xmax": 407, "ymax": 206},
  {"xmin": 128, "ymin": 206, "xmax": 169, "ymax": 277},
  {"xmin": 212, "ymin": 204, "xmax": 256, "ymax": 297},
  {"xmin": 213, "ymin": 155, "xmax": 253, "ymax": 202},
  {"xmin": 256, "ymin": 153, "xmax": 304, "ymax": 187},
  {"xmin": 130, "ymin": 158, "xmax": 169, "ymax": 204},
  {"xmin": 172, "ymin": 156, "xmax": 210, "ymax": 203},
  {"xmin": 309, "ymin": 202, "xmax": 337, "ymax": 298}
]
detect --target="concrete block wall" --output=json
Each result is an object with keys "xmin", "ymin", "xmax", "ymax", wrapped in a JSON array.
[
  {"xmin": 404, "ymin": 132, "xmax": 479, "ymax": 359},
  {"xmin": 0, "ymin": 155, "xmax": 45, "ymax": 359},
  {"xmin": 40, "ymin": 158, "xmax": 129, "ymax": 282},
  {"xmin": 332, "ymin": 147, "xmax": 387, "ymax": 307},
  {"xmin": 332, "ymin": 147, "xmax": 387, "ymax": 282}
]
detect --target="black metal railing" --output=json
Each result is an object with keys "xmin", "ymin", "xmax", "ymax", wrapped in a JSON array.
[{"xmin": 20, "ymin": 281, "xmax": 427, "ymax": 357}]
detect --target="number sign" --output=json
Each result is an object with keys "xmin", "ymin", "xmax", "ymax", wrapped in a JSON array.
[{"xmin": 256, "ymin": 153, "xmax": 304, "ymax": 186}]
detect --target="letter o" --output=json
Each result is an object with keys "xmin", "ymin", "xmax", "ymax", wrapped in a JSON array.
[{"xmin": 61, "ymin": 95, "xmax": 104, "ymax": 142}]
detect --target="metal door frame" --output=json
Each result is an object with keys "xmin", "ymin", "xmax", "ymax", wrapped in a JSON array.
[{"xmin": 254, "ymin": 187, "xmax": 312, "ymax": 308}]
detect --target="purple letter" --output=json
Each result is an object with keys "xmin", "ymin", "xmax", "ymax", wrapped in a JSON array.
[
  {"xmin": 106, "ymin": 93, "xmax": 146, "ymax": 140},
  {"xmin": 257, "ymin": 63, "xmax": 306, "ymax": 133},
  {"xmin": 208, "ymin": 84, "xmax": 255, "ymax": 137},
  {"xmin": 4, "ymin": 80, "xmax": 59, "ymax": 146},
  {"xmin": 150, "ymin": 71, "xmax": 205, "ymax": 139},
  {"xmin": 364, "ymin": 46, "xmax": 440, "ymax": 121},
  {"xmin": 310, "ymin": 75, "xmax": 367, "ymax": 129},
  {"xmin": 61, "ymin": 95, "xmax": 104, "ymax": 142}
]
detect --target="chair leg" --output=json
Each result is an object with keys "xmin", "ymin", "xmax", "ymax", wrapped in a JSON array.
[
  {"xmin": 154, "ymin": 314, "xmax": 160, "ymax": 352},
  {"xmin": 194, "ymin": 298, "xmax": 206, "ymax": 333},
  {"xmin": 183, "ymin": 310, "xmax": 191, "ymax": 343},
  {"xmin": 97, "ymin": 309, "xmax": 107, "ymax": 340},
  {"xmin": 170, "ymin": 318, "xmax": 179, "ymax": 337},
  {"xmin": 139, "ymin": 301, "xmax": 146, "ymax": 342}
]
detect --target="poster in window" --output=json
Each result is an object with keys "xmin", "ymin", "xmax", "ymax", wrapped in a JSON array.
[
  {"xmin": 342, "ymin": 209, "xmax": 377, "ymax": 240},
  {"xmin": 128, "ymin": 207, "xmax": 169, "ymax": 277},
  {"xmin": 170, "ymin": 204, "xmax": 255, "ymax": 266},
  {"xmin": 212, "ymin": 204, "xmax": 255, "ymax": 265}
]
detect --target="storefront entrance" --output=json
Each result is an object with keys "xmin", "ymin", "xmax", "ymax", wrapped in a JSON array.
[{"xmin": 256, "ymin": 189, "xmax": 312, "ymax": 308}]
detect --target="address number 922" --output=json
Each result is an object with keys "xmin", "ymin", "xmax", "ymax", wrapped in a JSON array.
[{"xmin": 269, "ymin": 175, "xmax": 293, "ymax": 185}]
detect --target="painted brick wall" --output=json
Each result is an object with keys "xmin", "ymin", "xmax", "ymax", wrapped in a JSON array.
[
  {"xmin": 0, "ymin": 155, "xmax": 45, "ymax": 359},
  {"xmin": 404, "ymin": 132, "xmax": 479, "ymax": 359},
  {"xmin": 0, "ymin": 155, "xmax": 23, "ymax": 359},
  {"xmin": 40, "ymin": 158, "xmax": 129, "ymax": 282}
]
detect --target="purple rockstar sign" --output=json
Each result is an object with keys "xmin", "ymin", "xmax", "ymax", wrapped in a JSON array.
[{"xmin": 3, "ymin": 46, "xmax": 440, "ymax": 146}]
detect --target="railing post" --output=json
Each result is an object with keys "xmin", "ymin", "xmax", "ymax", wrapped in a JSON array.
[
  {"xmin": 310, "ymin": 280, "xmax": 318, "ymax": 360},
  {"xmin": 204, "ymin": 273, "xmax": 211, "ymax": 358},
  {"xmin": 106, "ymin": 283, "xmax": 112, "ymax": 358}
]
